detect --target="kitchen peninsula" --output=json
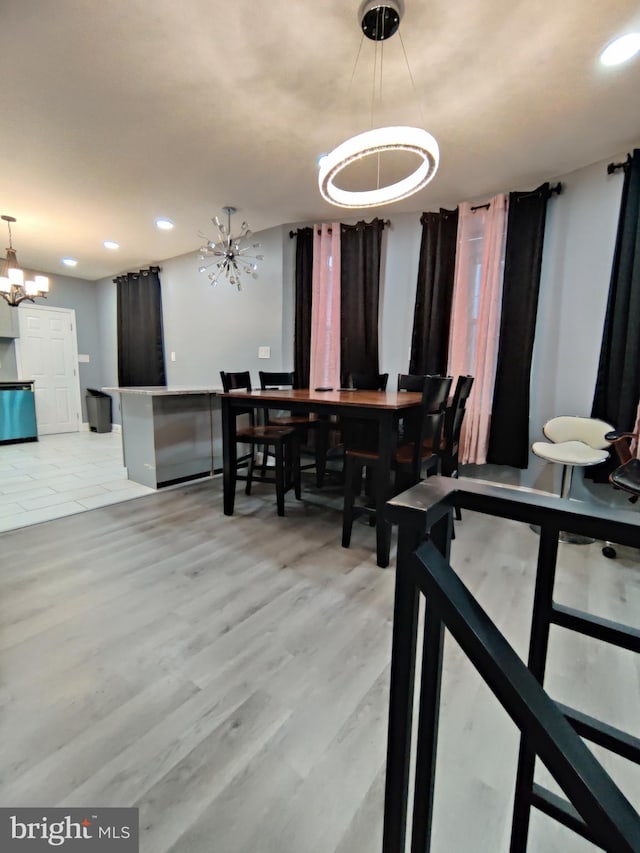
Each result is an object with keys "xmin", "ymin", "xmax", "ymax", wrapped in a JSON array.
[{"xmin": 104, "ymin": 386, "xmax": 222, "ymax": 489}]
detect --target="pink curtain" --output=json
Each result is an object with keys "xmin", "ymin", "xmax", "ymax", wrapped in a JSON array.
[
  {"xmin": 448, "ymin": 195, "xmax": 508, "ymax": 464},
  {"xmin": 309, "ymin": 223, "xmax": 341, "ymax": 390},
  {"xmin": 632, "ymin": 400, "xmax": 640, "ymax": 458}
]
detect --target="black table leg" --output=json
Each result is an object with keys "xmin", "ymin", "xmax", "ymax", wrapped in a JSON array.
[{"xmin": 221, "ymin": 397, "xmax": 237, "ymax": 515}]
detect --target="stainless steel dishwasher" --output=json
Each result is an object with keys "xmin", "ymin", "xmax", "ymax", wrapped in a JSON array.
[{"xmin": 0, "ymin": 380, "xmax": 37, "ymax": 444}]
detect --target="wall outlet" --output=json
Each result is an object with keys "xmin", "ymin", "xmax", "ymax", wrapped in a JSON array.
[
  {"xmin": 258, "ymin": 346, "xmax": 271, "ymax": 359},
  {"xmin": 171, "ymin": 351, "xmax": 176, "ymax": 362}
]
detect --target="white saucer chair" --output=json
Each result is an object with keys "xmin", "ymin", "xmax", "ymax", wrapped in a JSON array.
[{"xmin": 532, "ymin": 415, "xmax": 614, "ymax": 544}]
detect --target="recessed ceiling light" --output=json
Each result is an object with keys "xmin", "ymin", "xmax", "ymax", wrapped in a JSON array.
[
  {"xmin": 600, "ymin": 33, "xmax": 640, "ymax": 66},
  {"xmin": 62, "ymin": 258, "xmax": 78, "ymax": 267},
  {"xmin": 103, "ymin": 240, "xmax": 120, "ymax": 250},
  {"xmin": 155, "ymin": 218, "xmax": 174, "ymax": 231}
]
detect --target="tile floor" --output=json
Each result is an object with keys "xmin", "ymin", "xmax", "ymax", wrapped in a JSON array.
[{"xmin": 0, "ymin": 430, "xmax": 156, "ymax": 533}]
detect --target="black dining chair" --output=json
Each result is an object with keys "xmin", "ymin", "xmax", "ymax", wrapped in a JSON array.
[
  {"xmin": 342, "ymin": 372, "xmax": 389, "ymax": 391},
  {"xmin": 220, "ymin": 371, "xmax": 301, "ymax": 516},
  {"xmin": 319, "ymin": 371, "xmax": 391, "ymax": 488},
  {"xmin": 440, "ymin": 375, "xmax": 474, "ymax": 478},
  {"xmin": 342, "ymin": 374, "xmax": 452, "ymax": 548},
  {"xmin": 258, "ymin": 370, "xmax": 325, "ymax": 484},
  {"xmin": 395, "ymin": 373, "xmax": 453, "ymax": 486}
]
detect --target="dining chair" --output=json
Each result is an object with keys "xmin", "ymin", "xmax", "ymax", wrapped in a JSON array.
[
  {"xmin": 342, "ymin": 372, "xmax": 389, "ymax": 391},
  {"xmin": 440, "ymin": 374, "xmax": 474, "ymax": 477},
  {"xmin": 395, "ymin": 373, "xmax": 453, "ymax": 486},
  {"xmin": 258, "ymin": 370, "xmax": 324, "ymax": 484},
  {"xmin": 220, "ymin": 370, "xmax": 301, "ymax": 516},
  {"xmin": 342, "ymin": 374, "xmax": 452, "ymax": 548},
  {"xmin": 320, "ymin": 371, "xmax": 391, "ymax": 490}
]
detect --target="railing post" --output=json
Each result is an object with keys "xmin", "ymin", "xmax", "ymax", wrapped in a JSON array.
[
  {"xmin": 410, "ymin": 510, "xmax": 452, "ymax": 852},
  {"xmin": 382, "ymin": 517, "xmax": 426, "ymax": 853},
  {"xmin": 510, "ymin": 523, "xmax": 560, "ymax": 852}
]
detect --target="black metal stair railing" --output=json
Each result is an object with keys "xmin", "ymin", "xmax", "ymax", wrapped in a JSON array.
[{"xmin": 382, "ymin": 477, "xmax": 640, "ymax": 853}]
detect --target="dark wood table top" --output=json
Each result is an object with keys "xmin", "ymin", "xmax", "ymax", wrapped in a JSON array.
[{"xmin": 219, "ymin": 388, "xmax": 423, "ymax": 410}]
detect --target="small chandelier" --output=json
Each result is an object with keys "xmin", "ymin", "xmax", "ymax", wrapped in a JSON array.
[
  {"xmin": 319, "ymin": 0, "xmax": 439, "ymax": 209},
  {"xmin": 0, "ymin": 215, "xmax": 49, "ymax": 307},
  {"xmin": 198, "ymin": 206, "xmax": 264, "ymax": 291}
]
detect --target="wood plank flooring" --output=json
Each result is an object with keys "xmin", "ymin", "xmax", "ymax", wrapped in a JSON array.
[{"xmin": 0, "ymin": 477, "xmax": 638, "ymax": 852}]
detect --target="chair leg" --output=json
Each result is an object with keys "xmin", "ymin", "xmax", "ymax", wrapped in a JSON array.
[
  {"xmin": 260, "ymin": 443, "xmax": 269, "ymax": 480},
  {"xmin": 275, "ymin": 442, "xmax": 285, "ymax": 516},
  {"xmin": 245, "ymin": 446, "xmax": 255, "ymax": 495}
]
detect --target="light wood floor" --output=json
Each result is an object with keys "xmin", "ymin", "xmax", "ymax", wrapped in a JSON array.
[{"xmin": 0, "ymin": 477, "xmax": 638, "ymax": 852}]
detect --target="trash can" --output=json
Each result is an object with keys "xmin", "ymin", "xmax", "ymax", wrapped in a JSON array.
[{"xmin": 86, "ymin": 388, "xmax": 112, "ymax": 433}]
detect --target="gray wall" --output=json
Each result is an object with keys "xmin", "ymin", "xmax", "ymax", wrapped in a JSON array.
[{"xmin": 0, "ymin": 338, "xmax": 18, "ymax": 380}]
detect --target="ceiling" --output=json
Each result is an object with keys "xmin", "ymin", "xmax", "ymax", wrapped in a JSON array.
[{"xmin": 1, "ymin": 0, "xmax": 639, "ymax": 282}]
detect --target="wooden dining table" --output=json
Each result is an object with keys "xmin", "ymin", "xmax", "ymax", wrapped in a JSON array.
[{"xmin": 220, "ymin": 388, "xmax": 423, "ymax": 567}]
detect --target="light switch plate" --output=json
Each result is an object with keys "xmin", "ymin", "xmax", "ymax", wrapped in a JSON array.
[
  {"xmin": 258, "ymin": 346, "xmax": 271, "ymax": 359},
  {"xmin": 171, "ymin": 351, "xmax": 176, "ymax": 362}
]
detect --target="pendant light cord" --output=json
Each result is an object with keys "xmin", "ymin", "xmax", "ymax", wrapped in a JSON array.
[
  {"xmin": 398, "ymin": 29, "xmax": 426, "ymax": 127},
  {"xmin": 348, "ymin": 33, "xmax": 366, "ymax": 90}
]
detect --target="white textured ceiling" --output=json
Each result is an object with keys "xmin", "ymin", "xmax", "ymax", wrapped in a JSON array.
[{"xmin": 0, "ymin": 0, "xmax": 639, "ymax": 281}]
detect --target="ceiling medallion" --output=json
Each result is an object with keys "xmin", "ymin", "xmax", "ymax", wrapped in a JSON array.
[
  {"xmin": 319, "ymin": 1, "xmax": 439, "ymax": 209},
  {"xmin": 198, "ymin": 206, "xmax": 263, "ymax": 291}
]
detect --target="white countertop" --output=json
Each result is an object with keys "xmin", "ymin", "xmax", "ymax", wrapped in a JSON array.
[{"xmin": 103, "ymin": 386, "xmax": 223, "ymax": 396}]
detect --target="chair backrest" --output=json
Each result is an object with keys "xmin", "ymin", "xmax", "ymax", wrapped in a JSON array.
[
  {"xmin": 397, "ymin": 373, "xmax": 429, "ymax": 392},
  {"xmin": 443, "ymin": 375, "xmax": 474, "ymax": 452},
  {"xmin": 610, "ymin": 457, "xmax": 640, "ymax": 503},
  {"xmin": 220, "ymin": 371, "xmax": 255, "ymax": 422},
  {"xmin": 347, "ymin": 372, "xmax": 389, "ymax": 391},
  {"xmin": 259, "ymin": 371, "xmax": 296, "ymax": 390},
  {"xmin": 543, "ymin": 416, "xmax": 613, "ymax": 449},
  {"xmin": 402, "ymin": 375, "xmax": 453, "ymax": 479},
  {"xmin": 220, "ymin": 370, "xmax": 252, "ymax": 392}
]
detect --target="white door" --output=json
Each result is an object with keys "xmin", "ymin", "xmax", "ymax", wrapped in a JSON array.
[{"xmin": 16, "ymin": 305, "xmax": 81, "ymax": 435}]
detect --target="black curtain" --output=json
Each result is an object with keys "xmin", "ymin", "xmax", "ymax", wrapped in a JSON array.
[
  {"xmin": 487, "ymin": 183, "xmax": 550, "ymax": 468},
  {"xmin": 340, "ymin": 218, "xmax": 385, "ymax": 382},
  {"xmin": 409, "ymin": 208, "xmax": 458, "ymax": 375},
  {"xmin": 293, "ymin": 227, "xmax": 314, "ymax": 388},
  {"xmin": 116, "ymin": 266, "xmax": 166, "ymax": 386},
  {"xmin": 592, "ymin": 149, "xmax": 640, "ymax": 432}
]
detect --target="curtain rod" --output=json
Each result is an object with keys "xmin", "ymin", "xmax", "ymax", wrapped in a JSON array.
[
  {"xmin": 289, "ymin": 219, "xmax": 391, "ymax": 238},
  {"xmin": 112, "ymin": 265, "xmax": 161, "ymax": 283},
  {"xmin": 607, "ymin": 153, "xmax": 632, "ymax": 174},
  {"xmin": 471, "ymin": 182, "xmax": 563, "ymax": 212}
]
